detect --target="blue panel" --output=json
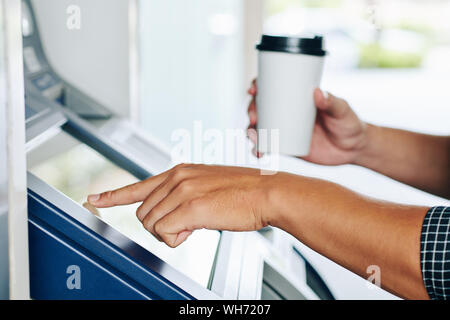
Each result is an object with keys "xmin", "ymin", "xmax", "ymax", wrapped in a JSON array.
[
  {"xmin": 28, "ymin": 191, "xmax": 195, "ymax": 300},
  {"xmin": 29, "ymin": 221, "xmax": 152, "ymax": 300}
]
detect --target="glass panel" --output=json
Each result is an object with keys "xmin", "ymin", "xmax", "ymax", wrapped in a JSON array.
[
  {"xmin": 138, "ymin": 0, "xmax": 245, "ymax": 147},
  {"xmin": 29, "ymin": 131, "xmax": 220, "ymax": 288}
]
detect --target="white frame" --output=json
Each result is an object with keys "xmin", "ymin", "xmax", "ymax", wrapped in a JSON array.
[
  {"xmin": 2, "ymin": 0, "xmax": 29, "ymax": 300},
  {"xmin": 128, "ymin": 0, "xmax": 140, "ymax": 124}
]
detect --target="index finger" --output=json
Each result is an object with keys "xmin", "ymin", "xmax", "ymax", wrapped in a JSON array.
[{"xmin": 87, "ymin": 170, "xmax": 170, "ymax": 208}]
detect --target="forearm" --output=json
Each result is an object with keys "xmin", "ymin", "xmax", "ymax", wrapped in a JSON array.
[
  {"xmin": 355, "ymin": 124, "xmax": 450, "ymax": 198},
  {"xmin": 267, "ymin": 173, "xmax": 430, "ymax": 299}
]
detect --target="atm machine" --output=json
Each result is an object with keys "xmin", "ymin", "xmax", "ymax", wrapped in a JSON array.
[{"xmin": 22, "ymin": 0, "xmax": 335, "ymax": 300}]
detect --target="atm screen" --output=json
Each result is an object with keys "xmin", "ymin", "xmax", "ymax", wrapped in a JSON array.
[{"xmin": 29, "ymin": 131, "xmax": 221, "ymax": 288}]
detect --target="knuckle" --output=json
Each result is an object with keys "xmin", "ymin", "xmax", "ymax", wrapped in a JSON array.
[
  {"xmin": 171, "ymin": 168, "xmax": 186, "ymax": 181},
  {"xmin": 153, "ymin": 220, "xmax": 164, "ymax": 236},
  {"xmin": 158, "ymin": 233, "xmax": 177, "ymax": 248},
  {"xmin": 102, "ymin": 191, "xmax": 114, "ymax": 203},
  {"xmin": 136, "ymin": 206, "xmax": 147, "ymax": 221},
  {"xmin": 146, "ymin": 206, "xmax": 161, "ymax": 222},
  {"xmin": 166, "ymin": 237, "xmax": 177, "ymax": 248},
  {"xmin": 174, "ymin": 163, "xmax": 189, "ymax": 170},
  {"xmin": 176, "ymin": 163, "xmax": 188, "ymax": 168},
  {"xmin": 178, "ymin": 179, "xmax": 194, "ymax": 193},
  {"xmin": 142, "ymin": 213, "xmax": 154, "ymax": 231},
  {"xmin": 187, "ymin": 197, "xmax": 203, "ymax": 210},
  {"xmin": 149, "ymin": 206, "xmax": 162, "ymax": 218},
  {"xmin": 142, "ymin": 219, "xmax": 152, "ymax": 233}
]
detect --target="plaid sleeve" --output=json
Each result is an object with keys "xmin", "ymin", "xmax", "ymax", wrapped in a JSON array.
[{"xmin": 420, "ymin": 206, "xmax": 450, "ymax": 300}]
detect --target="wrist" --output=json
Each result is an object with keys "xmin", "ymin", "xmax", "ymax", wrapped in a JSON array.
[
  {"xmin": 261, "ymin": 172, "xmax": 308, "ymax": 230},
  {"xmin": 353, "ymin": 123, "xmax": 380, "ymax": 167},
  {"xmin": 258, "ymin": 173, "xmax": 288, "ymax": 229}
]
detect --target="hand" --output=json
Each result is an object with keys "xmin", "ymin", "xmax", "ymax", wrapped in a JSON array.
[
  {"xmin": 89, "ymin": 162, "xmax": 430, "ymax": 299},
  {"xmin": 247, "ymin": 80, "xmax": 369, "ymax": 165},
  {"xmin": 87, "ymin": 164, "xmax": 276, "ymax": 248}
]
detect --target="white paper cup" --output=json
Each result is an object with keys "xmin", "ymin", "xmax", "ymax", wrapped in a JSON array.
[{"xmin": 256, "ymin": 35, "xmax": 326, "ymax": 156}]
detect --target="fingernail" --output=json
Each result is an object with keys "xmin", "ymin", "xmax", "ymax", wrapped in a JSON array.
[
  {"xmin": 323, "ymin": 91, "xmax": 329, "ymax": 100},
  {"xmin": 88, "ymin": 194, "xmax": 100, "ymax": 203}
]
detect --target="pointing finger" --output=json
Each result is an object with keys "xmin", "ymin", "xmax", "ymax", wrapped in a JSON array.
[{"xmin": 88, "ymin": 169, "xmax": 173, "ymax": 208}]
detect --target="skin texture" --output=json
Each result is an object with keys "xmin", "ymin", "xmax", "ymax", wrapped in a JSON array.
[
  {"xmin": 88, "ymin": 82, "xmax": 450, "ymax": 300},
  {"xmin": 248, "ymin": 81, "xmax": 450, "ymax": 198},
  {"xmin": 248, "ymin": 81, "xmax": 368, "ymax": 165}
]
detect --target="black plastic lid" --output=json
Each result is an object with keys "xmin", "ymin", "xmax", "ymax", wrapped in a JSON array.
[{"xmin": 256, "ymin": 35, "xmax": 326, "ymax": 56}]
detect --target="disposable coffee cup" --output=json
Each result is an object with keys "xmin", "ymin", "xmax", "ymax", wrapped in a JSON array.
[{"xmin": 256, "ymin": 35, "xmax": 326, "ymax": 156}]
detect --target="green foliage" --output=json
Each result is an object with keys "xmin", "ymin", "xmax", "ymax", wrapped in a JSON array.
[
  {"xmin": 358, "ymin": 43, "xmax": 424, "ymax": 69},
  {"xmin": 393, "ymin": 21, "xmax": 434, "ymax": 37},
  {"xmin": 266, "ymin": 0, "xmax": 343, "ymax": 16},
  {"xmin": 301, "ymin": 0, "xmax": 343, "ymax": 8}
]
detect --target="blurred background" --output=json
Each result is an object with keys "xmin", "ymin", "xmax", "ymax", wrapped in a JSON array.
[
  {"xmin": 263, "ymin": 0, "xmax": 450, "ymax": 134},
  {"xmin": 137, "ymin": 0, "xmax": 450, "ymax": 299},
  {"xmin": 139, "ymin": 0, "xmax": 450, "ymax": 143}
]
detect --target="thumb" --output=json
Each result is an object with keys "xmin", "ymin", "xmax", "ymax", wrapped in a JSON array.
[{"xmin": 314, "ymin": 88, "xmax": 349, "ymax": 118}]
